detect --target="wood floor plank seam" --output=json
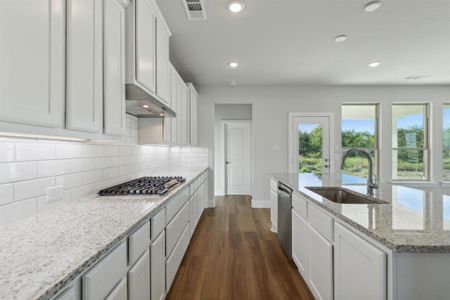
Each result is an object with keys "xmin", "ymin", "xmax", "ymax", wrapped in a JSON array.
[{"xmin": 166, "ymin": 195, "xmax": 315, "ymax": 300}]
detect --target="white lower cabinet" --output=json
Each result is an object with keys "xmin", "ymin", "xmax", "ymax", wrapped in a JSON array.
[
  {"xmin": 128, "ymin": 250, "xmax": 150, "ymax": 300},
  {"xmin": 151, "ymin": 232, "xmax": 166, "ymax": 300},
  {"xmin": 82, "ymin": 242, "xmax": 127, "ymax": 300},
  {"xmin": 334, "ymin": 222, "xmax": 386, "ymax": 300},
  {"xmin": 106, "ymin": 277, "xmax": 127, "ymax": 300},
  {"xmin": 291, "ymin": 191, "xmax": 387, "ymax": 300},
  {"xmin": 292, "ymin": 210, "xmax": 308, "ymax": 277},
  {"xmin": 166, "ymin": 222, "xmax": 191, "ymax": 290},
  {"xmin": 306, "ymin": 223, "xmax": 333, "ymax": 300}
]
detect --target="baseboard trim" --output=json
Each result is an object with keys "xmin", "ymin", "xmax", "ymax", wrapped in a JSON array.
[{"xmin": 251, "ymin": 200, "xmax": 271, "ymax": 208}]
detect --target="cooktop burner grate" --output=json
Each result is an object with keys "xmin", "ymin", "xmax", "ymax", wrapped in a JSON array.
[{"xmin": 98, "ymin": 176, "xmax": 186, "ymax": 196}]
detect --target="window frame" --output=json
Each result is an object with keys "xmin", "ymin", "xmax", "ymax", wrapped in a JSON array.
[
  {"xmin": 391, "ymin": 103, "xmax": 430, "ymax": 181},
  {"xmin": 341, "ymin": 103, "xmax": 380, "ymax": 185},
  {"xmin": 443, "ymin": 103, "xmax": 450, "ymax": 182}
]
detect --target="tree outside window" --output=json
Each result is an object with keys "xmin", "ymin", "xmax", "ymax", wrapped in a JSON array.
[
  {"xmin": 444, "ymin": 104, "xmax": 450, "ymax": 181},
  {"xmin": 392, "ymin": 104, "xmax": 429, "ymax": 180},
  {"xmin": 341, "ymin": 104, "xmax": 379, "ymax": 184}
]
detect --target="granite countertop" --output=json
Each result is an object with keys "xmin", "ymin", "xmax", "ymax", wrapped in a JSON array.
[
  {"xmin": 272, "ymin": 173, "xmax": 450, "ymax": 253},
  {"xmin": 0, "ymin": 167, "xmax": 208, "ymax": 300}
]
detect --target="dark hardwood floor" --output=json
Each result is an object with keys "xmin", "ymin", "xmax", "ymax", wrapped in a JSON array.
[{"xmin": 166, "ymin": 195, "xmax": 315, "ymax": 300}]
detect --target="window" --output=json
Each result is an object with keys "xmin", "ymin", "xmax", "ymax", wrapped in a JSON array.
[
  {"xmin": 341, "ymin": 104, "xmax": 379, "ymax": 184},
  {"xmin": 392, "ymin": 104, "xmax": 429, "ymax": 180},
  {"xmin": 444, "ymin": 104, "xmax": 450, "ymax": 181}
]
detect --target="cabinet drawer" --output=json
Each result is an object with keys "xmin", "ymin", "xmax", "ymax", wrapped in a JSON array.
[
  {"xmin": 166, "ymin": 187, "xmax": 189, "ymax": 223},
  {"xmin": 83, "ymin": 241, "xmax": 127, "ymax": 300},
  {"xmin": 308, "ymin": 204, "xmax": 333, "ymax": 242},
  {"xmin": 105, "ymin": 277, "xmax": 127, "ymax": 300},
  {"xmin": 128, "ymin": 221, "xmax": 150, "ymax": 266},
  {"xmin": 151, "ymin": 208, "xmax": 166, "ymax": 240},
  {"xmin": 270, "ymin": 178, "xmax": 278, "ymax": 192},
  {"xmin": 166, "ymin": 200, "xmax": 190, "ymax": 256},
  {"xmin": 292, "ymin": 193, "xmax": 308, "ymax": 219},
  {"xmin": 166, "ymin": 222, "xmax": 191, "ymax": 291}
]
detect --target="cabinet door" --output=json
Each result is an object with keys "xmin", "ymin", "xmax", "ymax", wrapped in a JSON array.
[
  {"xmin": 156, "ymin": 18, "xmax": 170, "ymax": 105},
  {"xmin": 271, "ymin": 189, "xmax": 278, "ymax": 232},
  {"xmin": 292, "ymin": 210, "xmax": 308, "ymax": 278},
  {"xmin": 334, "ymin": 222, "xmax": 386, "ymax": 300},
  {"xmin": 135, "ymin": 0, "xmax": 156, "ymax": 93},
  {"xmin": 177, "ymin": 83, "xmax": 187, "ymax": 145},
  {"xmin": 0, "ymin": 0, "xmax": 65, "ymax": 128},
  {"xmin": 66, "ymin": 0, "xmax": 103, "ymax": 132},
  {"xmin": 169, "ymin": 65, "xmax": 178, "ymax": 144},
  {"xmin": 151, "ymin": 232, "xmax": 166, "ymax": 300},
  {"xmin": 306, "ymin": 223, "xmax": 333, "ymax": 300},
  {"xmin": 106, "ymin": 277, "xmax": 127, "ymax": 300},
  {"xmin": 190, "ymin": 86, "xmax": 199, "ymax": 146},
  {"xmin": 128, "ymin": 250, "xmax": 150, "ymax": 300},
  {"xmin": 104, "ymin": 0, "xmax": 127, "ymax": 136}
]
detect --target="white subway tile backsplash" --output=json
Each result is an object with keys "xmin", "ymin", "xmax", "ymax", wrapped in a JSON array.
[
  {"xmin": 14, "ymin": 177, "xmax": 55, "ymax": 201},
  {"xmin": 0, "ymin": 162, "xmax": 37, "ymax": 184},
  {"xmin": 37, "ymin": 160, "xmax": 71, "ymax": 177},
  {"xmin": 0, "ymin": 184, "xmax": 14, "ymax": 206},
  {"xmin": 16, "ymin": 142, "xmax": 55, "ymax": 161},
  {"xmin": 70, "ymin": 158, "xmax": 95, "ymax": 173},
  {"xmin": 56, "ymin": 173, "xmax": 84, "ymax": 189},
  {"xmin": 0, "ymin": 115, "xmax": 208, "ymax": 225},
  {"xmin": 0, "ymin": 142, "xmax": 15, "ymax": 162},
  {"xmin": 0, "ymin": 198, "xmax": 37, "ymax": 225}
]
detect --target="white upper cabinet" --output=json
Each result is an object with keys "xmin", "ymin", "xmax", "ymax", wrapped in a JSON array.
[
  {"xmin": 66, "ymin": 0, "xmax": 103, "ymax": 133},
  {"xmin": 334, "ymin": 222, "xmax": 386, "ymax": 300},
  {"xmin": 169, "ymin": 63, "xmax": 178, "ymax": 144},
  {"xmin": 156, "ymin": 18, "xmax": 171, "ymax": 105},
  {"xmin": 187, "ymin": 83, "xmax": 199, "ymax": 146},
  {"xmin": 0, "ymin": 0, "xmax": 65, "ymax": 128},
  {"xmin": 103, "ymin": 0, "xmax": 129, "ymax": 136},
  {"xmin": 126, "ymin": 0, "xmax": 156, "ymax": 94}
]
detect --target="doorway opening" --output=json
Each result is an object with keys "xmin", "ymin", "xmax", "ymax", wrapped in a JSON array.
[
  {"xmin": 214, "ymin": 104, "xmax": 252, "ymax": 197},
  {"xmin": 288, "ymin": 113, "xmax": 335, "ymax": 186}
]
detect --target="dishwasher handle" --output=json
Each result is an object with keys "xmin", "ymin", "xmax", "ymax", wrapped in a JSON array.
[{"xmin": 278, "ymin": 184, "xmax": 292, "ymax": 195}]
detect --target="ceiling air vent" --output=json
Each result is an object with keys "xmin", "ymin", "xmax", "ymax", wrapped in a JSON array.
[{"xmin": 183, "ymin": 0, "xmax": 207, "ymax": 20}]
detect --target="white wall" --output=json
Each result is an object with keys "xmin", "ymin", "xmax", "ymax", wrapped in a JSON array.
[
  {"xmin": 214, "ymin": 104, "xmax": 252, "ymax": 195},
  {"xmin": 0, "ymin": 114, "xmax": 208, "ymax": 225},
  {"xmin": 198, "ymin": 85, "xmax": 450, "ymax": 207}
]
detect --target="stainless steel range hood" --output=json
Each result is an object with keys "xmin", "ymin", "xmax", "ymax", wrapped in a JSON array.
[{"xmin": 125, "ymin": 84, "xmax": 176, "ymax": 118}]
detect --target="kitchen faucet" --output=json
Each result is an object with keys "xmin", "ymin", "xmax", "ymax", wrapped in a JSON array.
[{"xmin": 341, "ymin": 148, "xmax": 378, "ymax": 195}]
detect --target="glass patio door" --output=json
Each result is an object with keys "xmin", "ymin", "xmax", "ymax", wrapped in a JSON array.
[{"xmin": 291, "ymin": 116, "xmax": 331, "ymax": 185}]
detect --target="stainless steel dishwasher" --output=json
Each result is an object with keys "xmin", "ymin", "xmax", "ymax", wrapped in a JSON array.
[{"xmin": 277, "ymin": 182, "xmax": 292, "ymax": 259}]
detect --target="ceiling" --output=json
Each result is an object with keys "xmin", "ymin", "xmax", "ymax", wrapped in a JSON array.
[{"xmin": 156, "ymin": 0, "xmax": 450, "ymax": 86}]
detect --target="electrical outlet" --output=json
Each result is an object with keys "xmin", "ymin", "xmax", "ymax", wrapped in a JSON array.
[{"xmin": 46, "ymin": 185, "xmax": 64, "ymax": 203}]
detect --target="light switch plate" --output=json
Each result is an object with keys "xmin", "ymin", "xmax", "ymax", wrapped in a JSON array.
[{"xmin": 46, "ymin": 185, "xmax": 64, "ymax": 203}]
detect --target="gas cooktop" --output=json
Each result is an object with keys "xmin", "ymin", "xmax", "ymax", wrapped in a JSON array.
[{"xmin": 98, "ymin": 176, "xmax": 186, "ymax": 196}]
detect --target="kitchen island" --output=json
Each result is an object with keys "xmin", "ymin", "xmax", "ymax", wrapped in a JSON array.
[{"xmin": 271, "ymin": 173, "xmax": 450, "ymax": 300}]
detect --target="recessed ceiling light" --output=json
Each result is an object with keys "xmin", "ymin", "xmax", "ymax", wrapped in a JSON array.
[
  {"xmin": 160, "ymin": 113, "xmax": 165, "ymax": 117},
  {"xmin": 334, "ymin": 35, "xmax": 347, "ymax": 43},
  {"xmin": 364, "ymin": 1, "xmax": 382, "ymax": 12},
  {"xmin": 142, "ymin": 104, "xmax": 149, "ymax": 109},
  {"xmin": 228, "ymin": 61, "xmax": 239, "ymax": 68},
  {"xmin": 227, "ymin": 1, "xmax": 245, "ymax": 13},
  {"xmin": 368, "ymin": 62, "xmax": 380, "ymax": 68}
]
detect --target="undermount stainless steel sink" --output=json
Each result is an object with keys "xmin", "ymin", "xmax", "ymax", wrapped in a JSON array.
[{"xmin": 306, "ymin": 187, "xmax": 388, "ymax": 204}]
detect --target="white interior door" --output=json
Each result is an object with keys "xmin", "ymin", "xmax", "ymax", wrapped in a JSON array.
[
  {"xmin": 290, "ymin": 115, "xmax": 332, "ymax": 185},
  {"xmin": 225, "ymin": 122, "xmax": 251, "ymax": 195}
]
